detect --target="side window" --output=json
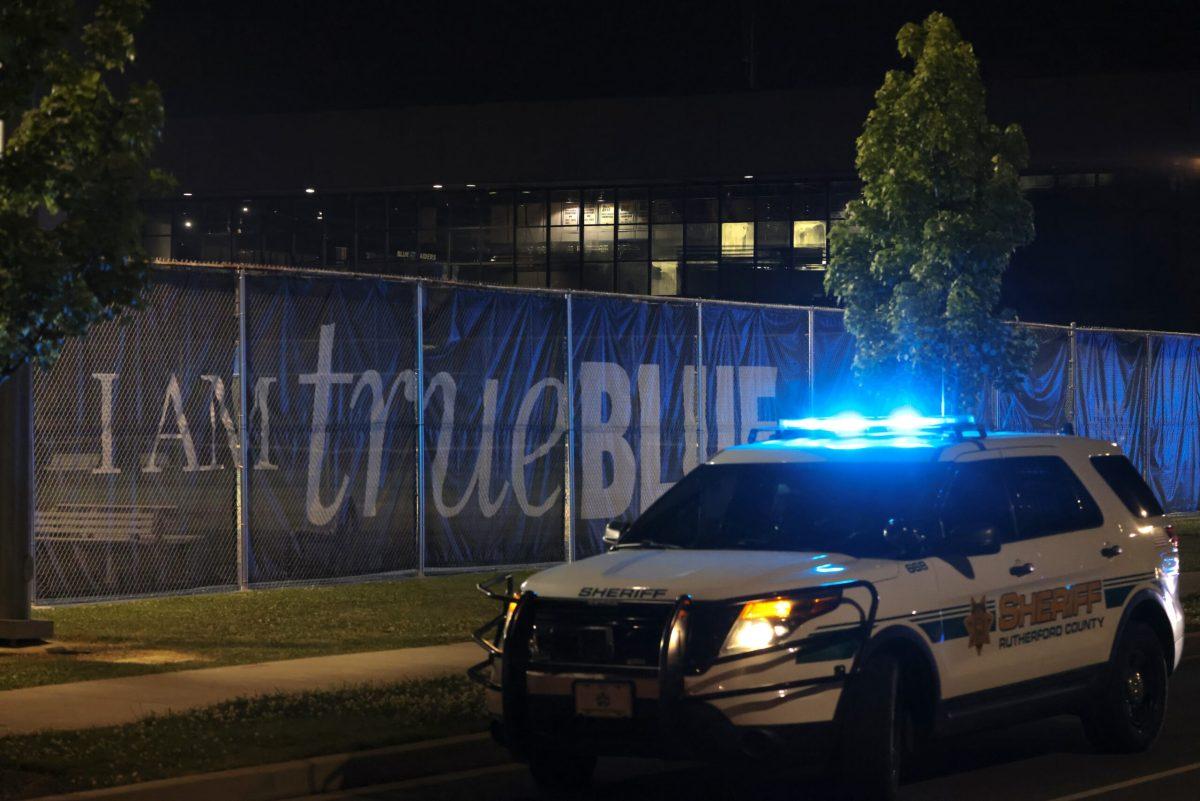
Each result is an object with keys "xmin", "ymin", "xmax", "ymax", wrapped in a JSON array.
[
  {"xmin": 1090, "ymin": 455, "xmax": 1165, "ymax": 518},
  {"xmin": 1000, "ymin": 456, "xmax": 1103, "ymax": 540},
  {"xmin": 941, "ymin": 462, "xmax": 1015, "ymax": 544}
]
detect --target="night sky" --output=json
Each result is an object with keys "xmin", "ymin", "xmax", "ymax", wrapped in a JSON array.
[{"xmin": 136, "ymin": 0, "xmax": 1200, "ymax": 118}]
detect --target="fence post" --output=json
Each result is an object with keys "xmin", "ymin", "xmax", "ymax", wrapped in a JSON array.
[
  {"xmin": 807, "ymin": 308, "xmax": 815, "ymax": 414},
  {"xmin": 235, "ymin": 270, "xmax": 251, "ymax": 591},
  {"xmin": 564, "ymin": 293, "xmax": 575, "ymax": 563},
  {"xmin": 415, "ymin": 282, "xmax": 426, "ymax": 576},
  {"xmin": 695, "ymin": 302, "xmax": 704, "ymax": 465},
  {"xmin": 1067, "ymin": 323, "xmax": 1078, "ymax": 430},
  {"xmin": 1142, "ymin": 333, "xmax": 1153, "ymax": 479}
]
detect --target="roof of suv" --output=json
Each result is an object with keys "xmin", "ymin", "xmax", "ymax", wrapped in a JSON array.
[{"xmin": 711, "ymin": 432, "xmax": 1123, "ymax": 465}]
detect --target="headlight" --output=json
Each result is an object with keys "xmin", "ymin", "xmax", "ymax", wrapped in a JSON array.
[{"xmin": 721, "ymin": 590, "xmax": 842, "ymax": 656}]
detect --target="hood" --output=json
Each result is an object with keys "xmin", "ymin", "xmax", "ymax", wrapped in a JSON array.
[{"xmin": 521, "ymin": 549, "xmax": 900, "ymax": 603}]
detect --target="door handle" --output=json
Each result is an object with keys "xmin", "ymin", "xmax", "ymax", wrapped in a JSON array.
[
  {"xmin": 1101, "ymin": 544, "xmax": 1123, "ymax": 559},
  {"xmin": 1009, "ymin": 562, "xmax": 1036, "ymax": 577}
]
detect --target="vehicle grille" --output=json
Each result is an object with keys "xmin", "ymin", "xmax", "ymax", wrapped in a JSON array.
[{"xmin": 529, "ymin": 600, "xmax": 675, "ymax": 670}]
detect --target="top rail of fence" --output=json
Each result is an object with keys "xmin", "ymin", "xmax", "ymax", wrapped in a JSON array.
[
  {"xmin": 154, "ymin": 258, "xmax": 1200, "ymax": 340},
  {"xmin": 152, "ymin": 258, "xmax": 834, "ymax": 315}
]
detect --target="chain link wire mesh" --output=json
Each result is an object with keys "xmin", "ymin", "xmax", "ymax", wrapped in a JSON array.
[
  {"xmin": 242, "ymin": 272, "xmax": 419, "ymax": 584},
  {"xmin": 32, "ymin": 268, "xmax": 240, "ymax": 602},
  {"xmin": 422, "ymin": 284, "xmax": 567, "ymax": 568},
  {"xmin": 29, "ymin": 262, "xmax": 1200, "ymax": 602}
]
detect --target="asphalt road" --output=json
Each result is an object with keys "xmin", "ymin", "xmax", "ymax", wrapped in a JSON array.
[{"xmin": 302, "ymin": 647, "xmax": 1200, "ymax": 801}]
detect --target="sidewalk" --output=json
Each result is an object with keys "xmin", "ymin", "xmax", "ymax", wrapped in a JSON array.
[{"xmin": 0, "ymin": 641, "xmax": 480, "ymax": 735}]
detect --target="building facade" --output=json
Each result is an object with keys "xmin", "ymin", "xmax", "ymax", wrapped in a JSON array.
[{"xmin": 146, "ymin": 71, "xmax": 1200, "ymax": 327}]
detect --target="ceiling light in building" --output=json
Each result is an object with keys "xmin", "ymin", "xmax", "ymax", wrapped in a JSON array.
[
  {"xmin": 241, "ymin": 206, "xmax": 249, "ymax": 213},
  {"xmin": 466, "ymin": 183, "xmax": 476, "ymax": 188},
  {"xmin": 432, "ymin": 183, "xmax": 444, "ymax": 189},
  {"xmin": 743, "ymin": 175, "xmax": 754, "ymax": 180},
  {"xmin": 183, "ymin": 220, "xmax": 193, "ymax": 228},
  {"xmin": 182, "ymin": 192, "xmax": 192, "ymax": 197},
  {"xmin": 304, "ymin": 187, "xmax": 316, "ymax": 194}
]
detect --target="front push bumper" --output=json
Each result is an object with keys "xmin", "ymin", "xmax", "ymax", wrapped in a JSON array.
[{"xmin": 467, "ymin": 576, "xmax": 879, "ymax": 762}]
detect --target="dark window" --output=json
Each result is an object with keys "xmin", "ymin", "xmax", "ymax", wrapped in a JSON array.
[
  {"xmin": 1090, "ymin": 455, "xmax": 1164, "ymax": 518},
  {"xmin": 622, "ymin": 462, "xmax": 946, "ymax": 559},
  {"xmin": 1000, "ymin": 457, "xmax": 1103, "ymax": 539},
  {"xmin": 940, "ymin": 462, "xmax": 1015, "ymax": 543}
]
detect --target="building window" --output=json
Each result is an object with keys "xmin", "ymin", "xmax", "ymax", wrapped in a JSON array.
[
  {"xmin": 721, "ymin": 222, "xmax": 754, "ymax": 259},
  {"xmin": 651, "ymin": 261, "xmax": 679, "ymax": 296},
  {"xmin": 615, "ymin": 188, "xmax": 648, "ymax": 294},
  {"xmin": 792, "ymin": 220, "xmax": 827, "ymax": 269},
  {"xmin": 516, "ymin": 190, "xmax": 547, "ymax": 287},
  {"xmin": 549, "ymin": 189, "xmax": 580, "ymax": 289},
  {"xmin": 721, "ymin": 185, "xmax": 754, "ymax": 262},
  {"xmin": 1019, "ymin": 174, "xmax": 1055, "ymax": 191},
  {"xmin": 582, "ymin": 189, "xmax": 613, "ymax": 291},
  {"xmin": 142, "ymin": 203, "xmax": 172, "ymax": 261}
]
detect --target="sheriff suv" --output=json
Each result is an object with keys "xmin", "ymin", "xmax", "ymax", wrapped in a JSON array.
[{"xmin": 470, "ymin": 413, "xmax": 1184, "ymax": 800}]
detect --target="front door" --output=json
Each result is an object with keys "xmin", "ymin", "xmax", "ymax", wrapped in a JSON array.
[{"xmin": 930, "ymin": 452, "xmax": 1053, "ymax": 699}]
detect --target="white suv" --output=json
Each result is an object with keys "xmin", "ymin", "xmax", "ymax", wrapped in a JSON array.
[{"xmin": 471, "ymin": 413, "xmax": 1184, "ymax": 800}]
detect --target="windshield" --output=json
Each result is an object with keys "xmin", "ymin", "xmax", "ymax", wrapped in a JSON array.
[{"xmin": 620, "ymin": 461, "xmax": 946, "ymax": 558}]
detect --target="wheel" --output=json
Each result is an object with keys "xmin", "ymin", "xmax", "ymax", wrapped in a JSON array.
[
  {"xmin": 835, "ymin": 653, "xmax": 904, "ymax": 801},
  {"xmin": 1083, "ymin": 621, "xmax": 1168, "ymax": 754},
  {"xmin": 526, "ymin": 747, "xmax": 597, "ymax": 793}
]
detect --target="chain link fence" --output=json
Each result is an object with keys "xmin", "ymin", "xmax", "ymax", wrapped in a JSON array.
[{"xmin": 29, "ymin": 261, "xmax": 1200, "ymax": 603}]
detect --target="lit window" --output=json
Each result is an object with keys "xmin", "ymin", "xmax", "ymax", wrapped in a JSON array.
[
  {"xmin": 651, "ymin": 261, "xmax": 678, "ymax": 296},
  {"xmin": 792, "ymin": 220, "xmax": 826, "ymax": 249},
  {"xmin": 1019, "ymin": 174, "xmax": 1055, "ymax": 191},
  {"xmin": 721, "ymin": 222, "xmax": 753, "ymax": 259}
]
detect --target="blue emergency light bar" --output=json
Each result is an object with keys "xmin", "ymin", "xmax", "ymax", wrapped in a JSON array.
[{"xmin": 755, "ymin": 408, "xmax": 986, "ymax": 444}]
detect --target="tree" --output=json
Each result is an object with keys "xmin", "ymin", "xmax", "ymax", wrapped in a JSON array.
[
  {"xmin": 824, "ymin": 12, "xmax": 1034, "ymax": 413},
  {"xmin": 0, "ymin": 0, "xmax": 167, "ymax": 380}
]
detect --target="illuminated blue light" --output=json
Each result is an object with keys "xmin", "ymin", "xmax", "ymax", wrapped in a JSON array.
[
  {"xmin": 814, "ymin": 563, "xmax": 846, "ymax": 574},
  {"xmin": 777, "ymin": 409, "xmax": 976, "ymax": 443},
  {"xmin": 780, "ymin": 411, "xmax": 869, "ymax": 435}
]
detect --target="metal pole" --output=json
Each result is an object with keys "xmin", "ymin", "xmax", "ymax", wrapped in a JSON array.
[
  {"xmin": 0, "ymin": 364, "xmax": 51, "ymax": 642},
  {"xmin": 807, "ymin": 308, "xmax": 815, "ymax": 414},
  {"xmin": 1067, "ymin": 323, "xmax": 1078, "ymax": 429},
  {"xmin": 415, "ymin": 282, "xmax": 427, "ymax": 576},
  {"xmin": 1142, "ymin": 333, "xmax": 1153, "ymax": 478},
  {"xmin": 696, "ymin": 301, "xmax": 704, "ymax": 465},
  {"xmin": 564, "ymin": 293, "xmax": 575, "ymax": 562},
  {"xmin": 236, "ymin": 270, "xmax": 252, "ymax": 590}
]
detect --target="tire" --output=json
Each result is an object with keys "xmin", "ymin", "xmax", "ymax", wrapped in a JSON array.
[
  {"xmin": 1083, "ymin": 621, "xmax": 1168, "ymax": 754},
  {"xmin": 526, "ymin": 747, "xmax": 597, "ymax": 793},
  {"xmin": 835, "ymin": 653, "xmax": 904, "ymax": 801}
]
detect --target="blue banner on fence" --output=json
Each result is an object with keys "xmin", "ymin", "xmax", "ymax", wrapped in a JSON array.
[
  {"xmin": 996, "ymin": 326, "xmax": 1071, "ymax": 433},
  {"xmin": 29, "ymin": 267, "xmax": 1200, "ymax": 601},
  {"xmin": 701, "ymin": 303, "xmax": 810, "ymax": 455},
  {"xmin": 422, "ymin": 286, "xmax": 567, "ymax": 567},
  {"xmin": 570, "ymin": 296, "xmax": 698, "ymax": 558},
  {"xmin": 1147, "ymin": 335, "xmax": 1200, "ymax": 512},
  {"xmin": 32, "ymin": 268, "xmax": 240, "ymax": 599},
  {"xmin": 812, "ymin": 310, "xmax": 856, "ymax": 416},
  {"xmin": 244, "ymin": 273, "xmax": 418, "ymax": 583},
  {"xmin": 1074, "ymin": 331, "xmax": 1148, "ymax": 472}
]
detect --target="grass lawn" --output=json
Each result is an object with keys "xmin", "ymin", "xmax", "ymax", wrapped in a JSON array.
[
  {"xmin": 0, "ymin": 675, "xmax": 486, "ymax": 800},
  {"xmin": 1185, "ymin": 594, "xmax": 1200, "ymax": 633},
  {"xmin": 0, "ymin": 571, "xmax": 529, "ymax": 692},
  {"xmin": 1171, "ymin": 514, "xmax": 1200, "ymax": 571}
]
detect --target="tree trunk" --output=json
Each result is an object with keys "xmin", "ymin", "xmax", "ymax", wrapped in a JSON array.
[{"xmin": 0, "ymin": 364, "xmax": 52, "ymax": 643}]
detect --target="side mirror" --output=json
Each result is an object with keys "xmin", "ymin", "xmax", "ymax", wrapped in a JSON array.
[
  {"xmin": 945, "ymin": 524, "xmax": 1000, "ymax": 556},
  {"xmin": 603, "ymin": 520, "xmax": 630, "ymax": 549}
]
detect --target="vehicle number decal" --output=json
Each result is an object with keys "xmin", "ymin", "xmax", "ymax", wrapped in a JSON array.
[{"xmin": 905, "ymin": 560, "xmax": 929, "ymax": 574}]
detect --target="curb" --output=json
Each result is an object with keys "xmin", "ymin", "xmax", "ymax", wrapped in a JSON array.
[{"xmin": 33, "ymin": 732, "xmax": 512, "ymax": 801}]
